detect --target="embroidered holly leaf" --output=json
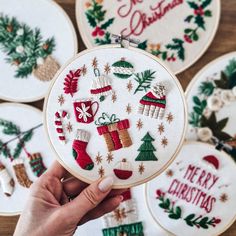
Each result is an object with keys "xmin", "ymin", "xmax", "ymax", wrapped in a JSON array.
[
  {"xmin": 162, "ymin": 51, "xmax": 167, "ymax": 60},
  {"xmin": 101, "ymin": 18, "xmax": 114, "ymax": 30},
  {"xmin": 189, "ymin": 112, "xmax": 200, "ymax": 127},
  {"xmin": 166, "ymin": 38, "xmax": 185, "ymax": 61},
  {"xmin": 176, "ymin": 206, "xmax": 182, "ymax": 217},
  {"xmin": 201, "ymin": 0, "xmax": 212, "ymax": 9},
  {"xmin": 204, "ymin": 10, "xmax": 212, "ymax": 17},
  {"xmin": 199, "ymin": 81, "xmax": 215, "ymax": 96},
  {"xmin": 195, "ymin": 15, "xmax": 205, "ymax": 30},
  {"xmin": 193, "ymin": 96, "xmax": 201, "ymax": 106},
  {"xmin": 185, "ymin": 15, "xmax": 194, "ymax": 23},
  {"xmin": 199, "ymin": 217, "xmax": 209, "ymax": 229},
  {"xmin": 94, "ymin": 32, "xmax": 111, "ymax": 45},
  {"xmin": 184, "ymin": 214, "xmax": 196, "ymax": 226},
  {"xmin": 187, "ymin": 1, "xmax": 199, "ymax": 9},
  {"xmin": 85, "ymin": 12, "xmax": 97, "ymax": 27},
  {"xmin": 63, "ymin": 69, "xmax": 80, "ymax": 97},
  {"xmin": 214, "ymin": 71, "xmax": 229, "ymax": 89},
  {"xmin": 138, "ymin": 40, "xmax": 147, "ymax": 50},
  {"xmin": 184, "ymin": 28, "xmax": 193, "ymax": 34}
]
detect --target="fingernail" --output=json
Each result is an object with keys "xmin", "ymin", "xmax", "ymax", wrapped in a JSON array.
[
  {"xmin": 119, "ymin": 195, "xmax": 124, "ymax": 202},
  {"xmin": 98, "ymin": 176, "xmax": 114, "ymax": 192}
]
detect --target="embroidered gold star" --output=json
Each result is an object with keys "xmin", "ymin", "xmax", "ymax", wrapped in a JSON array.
[
  {"xmin": 111, "ymin": 91, "xmax": 117, "ymax": 103},
  {"xmin": 81, "ymin": 64, "xmax": 87, "ymax": 76},
  {"xmin": 113, "ymin": 208, "xmax": 127, "ymax": 222},
  {"xmin": 219, "ymin": 193, "xmax": 228, "ymax": 203},
  {"xmin": 92, "ymin": 57, "xmax": 98, "ymax": 68},
  {"xmin": 126, "ymin": 80, "xmax": 133, "ymax": 92},
  {"xmin": 158, "ymin": 123, "xmax": 165, "ymax": 135},
  {"xmin": 138, "ymin": 163, "xmax": 145, "ymax": 175},
  {"xmin": 166, "ymin": 112, "xmax": 174, "ymax": 124},
  {"xmin": 136, "ymin": 119, "xmax": 143, "ymax": 130},
  {"xmin": 66, "ymin": 122, "xmax": 73, "ymax": 133},
  {"xmin": 95, "ymin": 152, "xmax": 103, "ymax": 165},
  {"xmin": 126, "ymin": 103, "xmax": 132, "ymax": 114},
  {"xmin": 98, "ymin": 166, "xmax": 105, "ymax": 178},
  {"xmin": 104, "ymin": 63, "xmax": 111, "ymax": 74},
  {"xmin": 166, "ymin": 169, "xmax": 173, "ymax": 177},
  {"xmin": 58, "ymin": 94, "xmax": 65, "ymax": 106},
  {"xmin": 106, "ymin": 152, "xmax": 114, "ymax": 164},
  {"xmin": 161, "ymin": 137, "xmax": 168, "ymax": 148}
]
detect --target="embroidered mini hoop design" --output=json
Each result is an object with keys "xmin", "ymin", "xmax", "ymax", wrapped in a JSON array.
[
  {"xmin": 186, "ymin": 52, "xmax": 236, "ymax": 163},
  {"xmin": 76, "ymin": 0, "xmax": 220, "ymax": 74},
  {"xmin": 44, "ymin": 45, "xmax": 187, "ymax": 188},
  {"xmin": 0, "ymin": 103, "xmax": 54, "ymax": 216},
  {"xmin": 0, "ymin": 0, "xmax": 77, "ymax": 102},
  {"xmin": 146, "ymin": 142, "xmax": 236, "ymax": 236}
]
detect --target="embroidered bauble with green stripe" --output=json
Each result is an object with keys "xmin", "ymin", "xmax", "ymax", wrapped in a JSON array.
[{"xmin": 112, "ymin": 58, "xmax": 134, "ymax": 79}]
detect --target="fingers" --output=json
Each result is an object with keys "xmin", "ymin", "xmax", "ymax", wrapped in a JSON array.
[
  {"xmin": 61, "ymin": 176, "xmax": 114, "ymax": 223},
  {"xmin": 78, "ymin": 195, "xmax": 123, "ymax": 225},
  {"xmin": 46, "ymin": 161, "xmax": 68, "ymax": 179}
]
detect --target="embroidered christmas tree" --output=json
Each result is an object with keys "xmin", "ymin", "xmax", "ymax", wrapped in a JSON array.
[
  {"xmin": 135, "ymin": 132, "xmax": 158, "ymax": 161},
  {"xmin": 0, "ymin": 14, "xmax": 59, "ymax": 81}
]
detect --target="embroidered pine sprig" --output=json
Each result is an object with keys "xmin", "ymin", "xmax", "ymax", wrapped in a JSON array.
[
  {"xmin": 133, "ymin": 70, "xmax": 156, "ymax": 94},
  {"xmin": 198, "ymin": 81, "xmax": 215, "ymax": 96},
  {"xmin": 156, "ymin": 189, "xmax": 221, "ymax": 229},
  {"xmin": 63, "ymin": 69, "xmax": 81, "ymax": 97},
  {"xmin": 0, "ymin": 140, "xmax": 12, "ymax": 159},
  {"xmin": 0, "ymin": 14, "xmax": 56, "ymax": 78},
  {"xmin": 0, "ymin": 118, "xmax": 20, "ymax": 135}
]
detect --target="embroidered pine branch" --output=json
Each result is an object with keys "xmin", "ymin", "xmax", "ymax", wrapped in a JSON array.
[
  {"xmin": 199, "ymin": 81, "xmax": 215, "ymax": 96},
  {"xmin": 0, "ymin": 140, "xmax": 12, "ymax": 159},
  {"xmin": 0, "ymin": 118, "xmax": 20, "ymax": 135},
  {"xmin": 0, "ymin": 14, "xmax": 56, "ymax": 78},
  {"xmin": 63, "ymin": 69, "xmax": 81, "ymax": 97},
  {"xmin": 133, "ymin": 70, "xmax": 156, "ymax": 94}
]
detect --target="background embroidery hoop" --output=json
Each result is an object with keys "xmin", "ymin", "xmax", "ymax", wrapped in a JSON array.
[
  {"xmin": 44, "ymin": 44, "xmax": 187, "ymax": 189},
  {"xmin": 0, "ymin": 0, "xmax": 78, "ymax": 103},
  {"xmin": 0, "ymin": 102, "xmax": 54, "ymax": 216},
  {"xmin": 185, "ymin": 51, "xmax": 236, "ymax": 156},
  {"xmin": 145, "ymin": 141, "xmax": 236, "ymax": 236},
  {"xmin": 75, "ymin": 0, "xmax": 221, "ymax": 75}
]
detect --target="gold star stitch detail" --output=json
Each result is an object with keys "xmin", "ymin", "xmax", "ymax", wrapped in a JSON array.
[
  {"xmin": 106, "ymin": 152, "xmax": 114, "ymax": 164},
  {"xmin": 111, "ymin": 91, "xmax": 117, "ymax": 103},
  {"xmin": 98, "ymin": 166, "xmax": 105, "ymax": 178},
  {"xmin": 219, "ymin": 193, "xmax": 228, "ymax": 203},
  {"xmin": 104, "ymin": 63, "xmax": 111, "ymax": 74},
  {"xmin": 138, "ymin": 163, "xmax": 145, "ymax": 175},
  {"xmin": 161, "ymin": 137, "xmax": 168, "ymax": 148},
  {"xmin": 166, "ymin": 169, "xmax": 174, "ymax": 177},
  {"xmin": 166, "ymin": 112, "xmax": 174, "ymax": 124},
  {"xmin": 95, "ymin": 152, "xmax": 103, "ymax": 165},
  {"xmin": 58, "ymin": 94, "xmax": 65, "ymax": 106},
  {"xmin": 136, "ymin": 119, "xmax": 143, "ymax": 130},
  {"xmin": 92, "ymin": 57, "xmax": 98, "ymax": 68},
  {"xmin": 158, "ymin": 123, "xmax": 165, "ymax": 135},
  {"xmin": 126, "ymin": 103, "xmax": 132, "ymax": 114},
  {"xmin": 126, "ymin": 80, "xmax": 133, "ymax": 92},
  {"xmin": 66, "ymin": 122, "xmax": 73, "ymax": 133},
  {"xmin": 81, "ymin": 64, "xmax": 87, "ymax": 76}
]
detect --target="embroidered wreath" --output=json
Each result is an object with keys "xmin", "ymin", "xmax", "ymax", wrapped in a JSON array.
[
  {"xmin": 189, "ymin": 58, "xmax": 236, "ymax": 161},
  {"xmin": 84, "ymin": 0, "xmax": 214, "ymax": 62}
]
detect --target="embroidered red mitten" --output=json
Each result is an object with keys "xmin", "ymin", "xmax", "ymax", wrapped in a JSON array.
[
  {"xmin": 72, "ymin": 129, "xmax": 94, "ymax": 170},
  {"xmin": 0, "ymin": 163, "xmax": 14, "ymax": 197}
]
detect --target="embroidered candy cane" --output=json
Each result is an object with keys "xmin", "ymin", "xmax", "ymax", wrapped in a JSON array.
[{"xmin": 55, "ymin": 111, "xmax": 69, "ymax": 144}]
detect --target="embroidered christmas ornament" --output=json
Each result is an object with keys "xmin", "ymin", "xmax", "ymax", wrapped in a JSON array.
[
  {"xmin": 0, "ymin": 0, "xmax": 77, "ymax": 102},
  {"xmin": 146, "ymin": 142, "xmax": 236, "ymax": 236},
  {"xmin": 0, "ymin": 163, "xmax": 14, "ymax": 197},
  {"xmin": 44, "ymin": 45, "xmax": 187, "ymax": 188},
  {"xmin": 186, "ymin": 52, "xmax": 236, "ymax": 162},
  {"xmin": 76, "ymin": 0, "xmax": 220, "ymax": 74},
  {"xmin": 112, "ymin": 58, "xmax": 134, "ymax": 79}
]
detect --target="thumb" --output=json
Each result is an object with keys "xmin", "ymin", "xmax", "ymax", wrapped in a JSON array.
[{"xmin": 61, "ymin": 176, "xmax": 114, "ymax": 223}]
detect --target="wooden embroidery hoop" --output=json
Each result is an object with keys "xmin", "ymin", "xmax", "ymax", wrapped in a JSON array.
[
  {"xmin": 43, "ymin": 44, "xmax": 188, "ymax": 189},
  {"xmin": 145, "ymin": 141, "xmax": 236, "ymax": 236},
  {"xmin": 0, "ymin": 0, "xmax": 78, "ymax": 103},
  {"xmin": 75, "ymin": 0, "xmax": 221, "ymax": 75}
]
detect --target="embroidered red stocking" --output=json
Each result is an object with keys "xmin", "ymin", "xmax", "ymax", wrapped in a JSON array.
[
  {"xmin": 72, "ymin": 129, "xmax": 94, "ymax": 170},
  {"xmin": 0, "ymin": 163, "xmax": 14, "ymax": 197}
]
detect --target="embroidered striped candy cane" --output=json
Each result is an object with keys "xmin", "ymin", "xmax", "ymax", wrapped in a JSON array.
[{"xmin": 55, "ymin": 111, "xmax": 69, "ymax": 144}]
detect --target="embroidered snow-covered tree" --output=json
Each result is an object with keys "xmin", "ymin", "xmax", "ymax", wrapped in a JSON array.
[
  {"xmin": 135, "ymin": 132, "xmax": 158, "ymax": 161},
  {"xmin": 0, "ymin": 14, "xmax": 59, "ymax": 81}
]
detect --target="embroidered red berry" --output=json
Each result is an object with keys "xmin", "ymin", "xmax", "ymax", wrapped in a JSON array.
[
  {"xmin": 172, "ymin": 57, "xmax": 176, "ymax": 61},
  {"xmin": 194, "ymin": 7, "xmax": 204, "ymax": 16},
  {"xmin": 184, "ymin": 34, "xmax": 193, "ymax": 43},
  {"xmin": 98, "ymin": 29, "xmax": 105, "ymax": 36}
]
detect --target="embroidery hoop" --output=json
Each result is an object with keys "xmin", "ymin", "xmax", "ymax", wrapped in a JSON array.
[
  {"xmin": 44, "ymin": 44, "xmax": 188, "ymax": 189},
  {"xmin": 0, "ymin": 102, "xmax": 54, "ymax": 216},
  {"xmin": 145, "ymin": 141, "xmax": 236, "ymax": 236},
  {"xmin": 0, "ymin": 0, "xmax": 78, "ymax": 103},
  {"xmin": 75, "ymin": 0, "xmax": 221, "ymax": 74},
  {"xmin": 185, "ymin": 51, "xmax": 236, "ymax": 154}
]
